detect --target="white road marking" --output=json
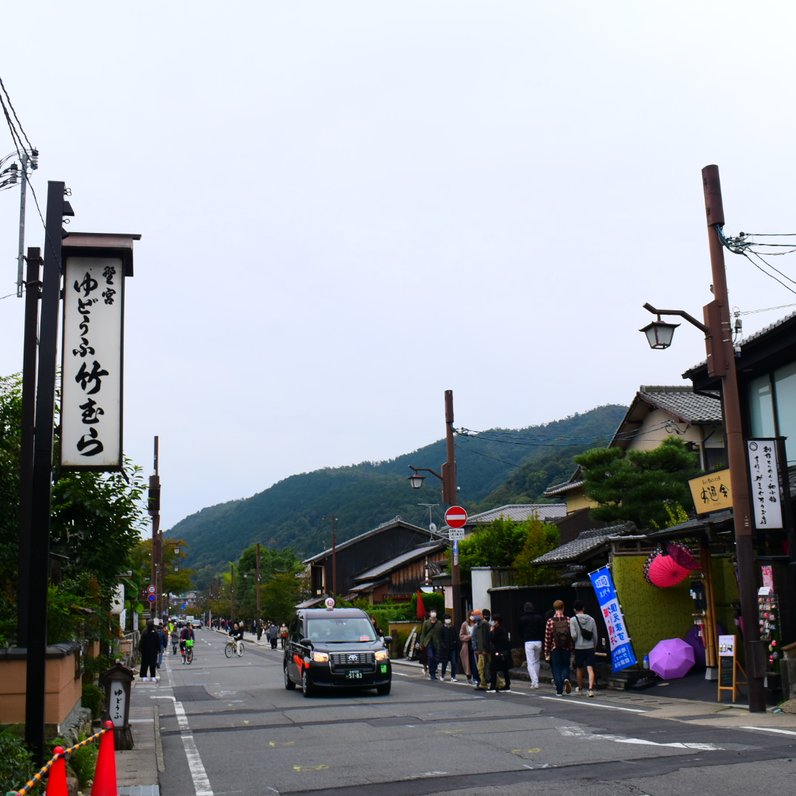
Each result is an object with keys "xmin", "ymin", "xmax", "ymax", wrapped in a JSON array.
[
  {"xmin": 539, "ymin": 696, "xmax": 646, "ymax": 713},
  {"xmin": 741, "ymin": 725, "xmax": 796, "ymax": 737},
  {"xmin": 559, "ymin": 725, "xmax": 723, "ymax": 750},
  {"xmin": 174, "ymin": 700, "xmax": 214, "ymax": 795}
]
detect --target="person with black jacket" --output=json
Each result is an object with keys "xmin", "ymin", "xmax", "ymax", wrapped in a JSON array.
[
  {"xmin": 519, "ymin": 602, "xmax": 545, "ymax": 689},
  {"xmin": 139, "ymin": 620, "xmax": 161, "ymax": 682},
  {"xmin": 488, "ymin": 614, "xmax": 511, "ymax": 692},
  {"xmin": 438, "ymin": 615, "xmax": 459, "ymax": 681},
  {"xmin": 474, "ymin": 609, "xmax": 492, "ymax": 690}
]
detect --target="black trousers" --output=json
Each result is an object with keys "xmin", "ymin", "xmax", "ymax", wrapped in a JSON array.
[{"xmin": 489, "ymin": 652, "xmax": 511, "ymax": 690}]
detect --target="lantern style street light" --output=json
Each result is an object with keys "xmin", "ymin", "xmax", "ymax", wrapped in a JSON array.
[
  {"xmin": 407, "ymin": 390, "xmax": 462, "ymax": 626},
  {"xmin": 641, "ymin": 164, "xmax": 766, "ymax": 713}
]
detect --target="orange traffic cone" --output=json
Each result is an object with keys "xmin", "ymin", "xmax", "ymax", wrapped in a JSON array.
[
  {"xmin": 90, "ymin": 721, "xmax": 118, "ymax": 796},
  {"xmin": 45, "ymin": 746, "xmax": 68, "ymax": 796}
]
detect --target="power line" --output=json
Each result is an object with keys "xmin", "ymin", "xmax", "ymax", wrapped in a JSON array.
[
  {"xmin": 742, "ymin": 250, "xmax": 796, "ymax": 297},
  {"xmin": 0, "ymin": 76, "xmax": 34, "ymax": 151}
]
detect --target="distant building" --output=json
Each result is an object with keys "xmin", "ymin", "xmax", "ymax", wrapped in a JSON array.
[{"xmin": 303, "ymin": 517, "xmax": 446, "ymax": 603}]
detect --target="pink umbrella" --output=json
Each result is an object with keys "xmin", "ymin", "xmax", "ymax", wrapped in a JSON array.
[
  {"xmin": 644, "ymin": 543, "xmax": 700, "ymax": 588},
  {"xmin": 648, "ymin": 637, "xmax": 695, "ymax": 679}
]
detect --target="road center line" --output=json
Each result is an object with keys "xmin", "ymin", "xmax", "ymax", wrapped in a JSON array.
[{"xmin": 174, "ymin": 699, "xmax": 214, "ymax": 796}]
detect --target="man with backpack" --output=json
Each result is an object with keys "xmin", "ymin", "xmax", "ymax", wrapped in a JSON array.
[
  {"xmin": 543, "ymin": 600, "xmax": 573, "ymax": 696},
  {"xmin": 570, "ymin": 600, "xmax": 598, "ymax": 697}
]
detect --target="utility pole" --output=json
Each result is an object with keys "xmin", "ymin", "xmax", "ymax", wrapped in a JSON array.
[
  {"xmin": 230, "ymin": 563, "xmax": 235, "ymax": 620},
  {"xmin": 17, "ymin": 247, "xmax": 41, "ymax": 643},
  {"xmin": 16, "ymin": 150, "xmax": 37, "ymax": 297},
  {"xmin": 701, "ymin": 165, "xmax": 766, "ymax": 712},
  {"xmin": 255, "ymin": 543, "xmax": 262, "ymax": 619},
  {"xmin": 443, "ymin": 390, "xmax": 462, "ymax": 629},
  {"xmin": 25, "ymin": 182, "xmax": 67, "ymax": 764},
  {"xmin": 148, "ymin": 437, "xmax": 161, "ymax": 620}
]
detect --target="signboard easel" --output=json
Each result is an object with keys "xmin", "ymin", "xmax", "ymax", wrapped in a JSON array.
[{"xmin": 717, "ymin": 634, "xmax": 747, "ymax": 703}]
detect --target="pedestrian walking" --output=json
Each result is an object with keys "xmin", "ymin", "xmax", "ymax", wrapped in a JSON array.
[
  {"xmin": 138, "ymin": 620, "xmax": 160, "ymax": 682},
  {"xmin": 439, "ymin": 615, "xmax": 458, "ymax": 681},
  {"xmin": 418, "ymin": 610, "xmax": 443, "ymax": 680},
  {"xmin": 267, "ymin": 622, "xmax": 279, "ymax": 649},
  {"xmin": 279, "ymin": 623, "xmax": 289, "ymax": 649},
  {"xmin": 570, "ymin": 600, "xmax": 598, "ymax": 697},
  {"xmin": 458, "ymin": 613, "xmax": 475, "ymax": 683},
  {"xmin": 519, "ymin": 602, "xmax": 545, "ymax": 689},
  {"xmin": 156, "ymin": 619, "xmax": 168, "ymax": 669},
  {"xmin": 488, "ymin": 614, "xmax": 511, "ymax": 692},
  {"xmin": 474, "ymin": 608, "xmax": 492, "ymax": 690},
  {"xmin": 544, "ymin": 600, "xmax": 573, "ymax": 696}
]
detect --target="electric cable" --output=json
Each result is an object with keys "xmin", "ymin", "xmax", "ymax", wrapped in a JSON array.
[{"xmin": 0, "ymin": 76, "xmax": 34, "ymax": 151}]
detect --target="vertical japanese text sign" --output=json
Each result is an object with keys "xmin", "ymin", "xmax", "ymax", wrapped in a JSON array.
[
  {"xmin": 60, "ymin": 233, "xmax": 138, "ymax": 469},
  {"xmin": 589, "ymin": 565, "xmax": 637, "ymax": 672},
  {"xmin": 747, "ymin": 439, "xmax": 783, "ymax": 530}
]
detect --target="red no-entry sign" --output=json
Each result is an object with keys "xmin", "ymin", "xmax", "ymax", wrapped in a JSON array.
[{"xmin": 445, "ymin": 505, "xmax": 468, "ymax": 528}]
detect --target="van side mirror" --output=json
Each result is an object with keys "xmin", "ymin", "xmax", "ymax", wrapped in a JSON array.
[
  {"xmin": 382, "ymin": 635, "xmax": 393, "ymax": 645},
  {"xmin": 299, "ymin": 637, "xmax": 313, "ymax": 647}
]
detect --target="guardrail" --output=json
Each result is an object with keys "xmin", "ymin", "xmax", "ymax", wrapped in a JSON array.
[{"xmin": 7, "ymin": 720, "xmax": 116, "ymax": 796}]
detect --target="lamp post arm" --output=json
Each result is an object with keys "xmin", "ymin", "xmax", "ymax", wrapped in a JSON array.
[
  {"xmin": 409, "ymin": 466, "xmax": 444, "ymax": 482},
  {"xmin": 643, "ymin": 303, "xmax": 708, "ymax": 335}
]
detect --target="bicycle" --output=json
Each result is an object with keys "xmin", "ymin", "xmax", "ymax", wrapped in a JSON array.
[
  {"xmin": 185, "ymin": 639, "xmax": 194, "ymax": 664},
  {"xmin": 224, "ymin": 637, "xmax": 245, "ymax": 658}
]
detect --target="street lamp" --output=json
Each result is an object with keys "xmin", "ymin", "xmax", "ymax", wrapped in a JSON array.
[
  {"xmin": 407, "ymin": 390, "xmax": 462, "ymax": 626},
  {"xmin": 640, "ymin": 164, "xmax": 766, "ymax": 713}
]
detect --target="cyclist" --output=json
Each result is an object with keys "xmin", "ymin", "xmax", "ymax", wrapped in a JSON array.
[
  {"xmin": 180, "ymin": 623, "xmax": 195, "ymax": 664},
  {"xmin": 229, "ymin": 622, "xmax": 244, "ymax": 656}
]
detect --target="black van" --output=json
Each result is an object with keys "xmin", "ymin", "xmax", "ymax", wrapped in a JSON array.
[{"xmin": 283, "ymin": 606, "xmax": 392, "ymax": 697}]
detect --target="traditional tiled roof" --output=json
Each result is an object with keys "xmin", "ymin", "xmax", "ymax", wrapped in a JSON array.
[
  {"xmin": 352, "ymin": 541, "xmax": 448, "ymax": 582},
  {"xmin": 304, "ymin": 517, "xmax": 431, "ymax": 564},
  {"xmin": 456, "ymin": 503, "xmax": 567, "ymax": 526},
  {"xmin": 543, "ymin": 479, "xmax": 584, "ymax": 497},
  {"xmin": 532, "ymin": 522, "xmax": 636, "ymax": 564},
  {"xmin": 634, "ymin": 385, "xmax": 722, "ymax": 424}
]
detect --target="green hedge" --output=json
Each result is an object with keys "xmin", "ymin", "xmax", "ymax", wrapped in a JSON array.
[{"xmin": 0, "ymin": 729, "xmax": 36, "ymax": 794}]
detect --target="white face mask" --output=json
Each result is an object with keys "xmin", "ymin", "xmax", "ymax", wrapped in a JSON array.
[
  {"xmin": 469, "ymin": 616, "xmax": 475, "ymax": 622},
  {"xmin": 444, "ymin": 619, "xmax": 452, "ymax": 626},
  {"xmin": 429, "ymin": 612, "xmax": 437, "ymax": 619}
]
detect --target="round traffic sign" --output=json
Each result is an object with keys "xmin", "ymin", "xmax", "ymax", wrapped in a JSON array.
[
  {"xmin": 148, "ymin": 594, "xmax": 156, "ymax": 603},
  {"xmin": 445, "ymin": 505, "xmax": 468, "ymax": 529},
  {"xmin": 147, "ymin": 584, "xmax": 156, "ymax": 594}
]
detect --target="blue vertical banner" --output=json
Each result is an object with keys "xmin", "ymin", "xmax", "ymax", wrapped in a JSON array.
[{"xmin": 589, "ymin": 566, "xmax": 637, "ymax": 672}]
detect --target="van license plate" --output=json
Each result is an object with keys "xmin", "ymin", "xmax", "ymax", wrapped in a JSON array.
[{"xmin": 346, "ymin": 670, "xmax": 362, "ymax": 680}]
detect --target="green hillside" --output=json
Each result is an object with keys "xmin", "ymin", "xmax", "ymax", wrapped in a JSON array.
[{"xmin": 169, "ymin": 404, "xmax": 626, "ymax": 587}]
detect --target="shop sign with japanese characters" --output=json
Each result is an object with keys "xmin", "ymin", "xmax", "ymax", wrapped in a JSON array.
[
  {"xmin": 688, "ymin": 468, "xmax": 732, "ymax": 515},
  {"xmin": 747, "ymin": 439, "xmax": 783, "ymax": 529},
  {"xmin": 61, "ymin": 256, "xmax": 124, "ymax": 468}
]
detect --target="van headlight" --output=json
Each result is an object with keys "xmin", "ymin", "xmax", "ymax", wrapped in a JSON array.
[
  {"xmin": 311, "ymin": 651, "xmax": 329, "ymax": 663},
  {"xmin": 375, "ymin": 650, "xmax": 390, "ymax": 662}
]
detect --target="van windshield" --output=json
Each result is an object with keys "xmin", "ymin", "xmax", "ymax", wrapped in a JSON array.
[{"xmin": 307, "ymin": 617, "xmax": 377, "ymax": 643}]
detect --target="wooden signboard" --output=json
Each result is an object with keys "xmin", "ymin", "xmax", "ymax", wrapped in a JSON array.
[{"xmin": 717, "ymin": 634, "xmax": 746, "ymax": 702}]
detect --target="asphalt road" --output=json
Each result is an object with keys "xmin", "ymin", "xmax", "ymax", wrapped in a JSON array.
[{"xmin": 148, "ymin": 631, "xmax": 795, "ymax": 795}]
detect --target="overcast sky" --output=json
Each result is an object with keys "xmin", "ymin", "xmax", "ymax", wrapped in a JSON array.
[{"xmin": 3, "ymin": 2, "xmax": 796, "ymax": 530}]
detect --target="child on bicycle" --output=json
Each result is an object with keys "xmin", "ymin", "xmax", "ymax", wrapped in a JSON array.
[{"xmin": 180, "ymin": 623, "xmax": 195, "ymax": 663}]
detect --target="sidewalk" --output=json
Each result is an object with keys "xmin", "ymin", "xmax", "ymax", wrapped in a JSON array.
[
  {"xmin": 114, "ymin": 678, "xmax": 162, "ymax": 796},
  {"xmin": 391, "ymin": 657, "xmax": 796, "ymax": 730}
]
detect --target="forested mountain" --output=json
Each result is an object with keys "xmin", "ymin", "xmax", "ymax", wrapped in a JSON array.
[{"xmin": 169, "ymin": 404, "xmax": 626, "ymax": 587}]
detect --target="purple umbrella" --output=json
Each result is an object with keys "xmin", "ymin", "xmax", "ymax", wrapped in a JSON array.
[{"xmin": 648, "ymin": 638, "xmax": 695, "ymax": 680}]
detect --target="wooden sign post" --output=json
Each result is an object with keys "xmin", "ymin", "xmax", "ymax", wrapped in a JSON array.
[{"xmin": 717, "ymin": 634, "xmax": 746, "ymax": 703}]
